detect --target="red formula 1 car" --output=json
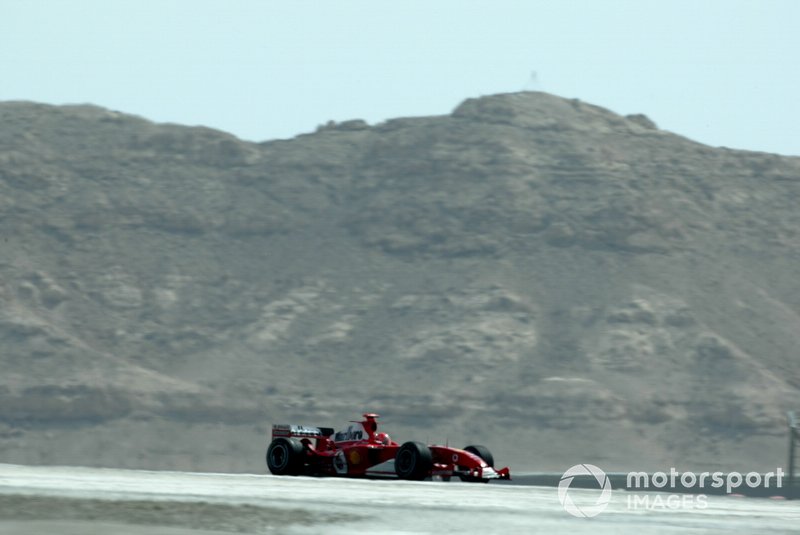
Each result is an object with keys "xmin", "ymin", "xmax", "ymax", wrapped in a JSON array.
[{"xmin": 265, "ymin": 413, "xmax": 510, "ymax": 482}]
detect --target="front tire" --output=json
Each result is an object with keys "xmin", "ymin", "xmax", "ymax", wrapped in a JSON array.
[
  {"xmin": 464, "ymin": 444, "xmax": 494, "ymax": 467},
  {"xmin": 459, "ymin": 445, "xmax": 494, "ymax": 483},
  {"xmin": 266, "ymin": 438, "xmax": 305, "ymax": 475},
  {"xmin": 395, "ymin": 441, "xmax": 433, "ymax": 480}
]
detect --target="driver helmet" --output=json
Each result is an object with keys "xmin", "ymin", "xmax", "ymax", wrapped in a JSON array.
[{"xmin": 376, "ymin": 432, "xmax": 391, "ymax": 445}]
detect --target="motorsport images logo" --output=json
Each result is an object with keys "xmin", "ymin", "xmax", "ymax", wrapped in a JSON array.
[{"xmin": 558, "ymin": 464, "xmax": 613, "ymax": 518}]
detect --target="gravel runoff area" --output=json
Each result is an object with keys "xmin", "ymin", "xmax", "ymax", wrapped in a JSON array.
[
  {"xmin": 0, "ymin": 493, "xmax": 358, "ymax": 534},
  {"xmin": 2, "ymin": 463, "xmax": 800, "ymax": 534}
]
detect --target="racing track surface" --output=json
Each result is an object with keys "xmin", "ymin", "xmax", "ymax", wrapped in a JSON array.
[{"xmin": 1, "ymin": 463, "xmax": 799, "ymax": 534}]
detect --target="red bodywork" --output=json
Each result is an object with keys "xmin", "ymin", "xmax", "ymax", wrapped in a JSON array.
[{"xmin": 267, "ymin": 413, "xmax": 511, "ymax": 482}]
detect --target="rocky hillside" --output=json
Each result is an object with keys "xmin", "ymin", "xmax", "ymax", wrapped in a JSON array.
[{"xmin": 1, "ymin": 92, "xmax": 799, "ymax": 473}]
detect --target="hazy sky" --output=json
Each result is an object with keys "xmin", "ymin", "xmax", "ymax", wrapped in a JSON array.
[{"xmin": 3, "ymin": 0, "xmax": 798, "ymax": 155}]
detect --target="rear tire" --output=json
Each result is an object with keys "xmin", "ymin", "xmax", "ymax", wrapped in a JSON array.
[
  {"xmin": 464, "ymin": 444, "xmax": 494, "ymax": 467},
  {"xmin": 266, "ymin": 438, "xmax": 304, "ymax": 475},
  {"xmin": 395, "ymin": 441, "xmax": 433, "ymax": 480}
]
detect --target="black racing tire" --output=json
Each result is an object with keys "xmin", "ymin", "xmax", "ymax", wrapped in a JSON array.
[
  {"xmin": 464, "ymin": 445, "xmax": 494, "ymax": 468},
  {"xmin": 266, "ymin": 438, "xmax": 305, "ymax": 476},
  {"xmin": 395, "ymin": 441, "xmax": 433, "ymax": 480}
]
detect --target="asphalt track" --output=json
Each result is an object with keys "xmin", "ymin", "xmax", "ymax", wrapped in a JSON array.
[{"xmin": 1, "ymin": 463, "xmax": 799, "ymax": 534}]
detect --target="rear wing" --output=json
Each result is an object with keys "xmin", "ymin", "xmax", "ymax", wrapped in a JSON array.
[{"xmin": 272, "ymin": 424, "xmax": 334, "ymax": 439}]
